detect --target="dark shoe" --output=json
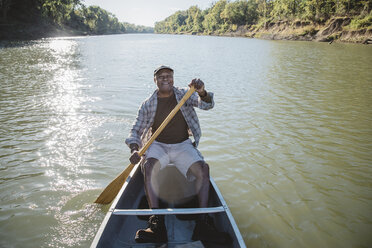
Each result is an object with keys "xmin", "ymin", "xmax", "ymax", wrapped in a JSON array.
[
  {"xmin": 135, "ymin": 215, "xmax": 168, "ymax": 243},
  {"xmin": 192, "ymin": 214, "xmax": 232, "ymax": 245}
]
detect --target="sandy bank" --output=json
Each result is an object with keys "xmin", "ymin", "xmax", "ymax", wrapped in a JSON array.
[{"xmin": 223, "ymin": 17, "xmax": 372, "ymax": 44}]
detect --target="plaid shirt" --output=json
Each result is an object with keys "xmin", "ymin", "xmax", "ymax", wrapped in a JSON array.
[{"xmin": 125, "ymin": 86, "xmax": 214, "ymax": 148}]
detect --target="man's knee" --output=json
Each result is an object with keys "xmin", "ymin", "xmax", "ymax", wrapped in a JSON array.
[
  {"xmin": 143, "ymin": 158, "xmax": 159, "ymax": 179},
  {"xmin": 200, "ymin": 162, "xmax": 209, "ymax": 178},
  {"xmin": 190, "ymin": 161, "xmax": 209, "ymax": 180}
]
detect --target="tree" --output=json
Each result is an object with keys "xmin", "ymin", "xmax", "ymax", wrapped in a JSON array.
[
  {"xmin": 221, "ymin": 0, "xmax": 259, "ymax": 25},
  {"xmin": 270, "ymin": 0, "xmax": 305, "ymax": 20},
  {"xmin": 41, "ymin": 0, "xmax": 75, "ymax": 25},
  {"xmin": 184, "ymin": 6, "xmax": 204, "ymax": 32},
  {"xmin": 202, "ymin": 0, "xmax": 227, "ymax": 33}
]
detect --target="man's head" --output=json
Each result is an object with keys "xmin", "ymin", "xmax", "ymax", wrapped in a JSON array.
[
  {"xmin": 154, "ymin": 65, "xmax": 173, "ymax": 77},
  {"xmin": 154, "ymin": 65, "xmax": 174, "ymax": 96}
]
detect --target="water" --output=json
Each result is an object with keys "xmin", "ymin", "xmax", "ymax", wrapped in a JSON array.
[{"xmin": 0, "ymin": 34, "xmax": 371, "ymax": 248}]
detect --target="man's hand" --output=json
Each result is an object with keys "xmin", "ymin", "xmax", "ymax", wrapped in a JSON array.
[
  {"xmin": 189, "ymin": 78, "xmax": 206, "ymax": 97},
  {"xmin": 129, "ymin": 151, "xmax": 141, "ymax": 165},
  {"xmin": 129, "ymin": 143, "xmax": 141, "ymax": 164}
]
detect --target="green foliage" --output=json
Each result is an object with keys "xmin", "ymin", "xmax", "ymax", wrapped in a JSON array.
[
  {"xmin": 78, "ymin": 5, "xmax": 125, "ymax": 34},
  {"xmin": 40, "ymin": 2, "xmax": 126, "ymax": 34},
  {"xmin": 123, "ymin": 22, "xmax": 154, "ymax": 33},
  {"xmin": 1, "ymin": 0, "xmax": 153, "ymax": 36},
  {"xmin": 41, "ymin": 0, "xmax": 75, "ymax": 26},
  {"xmin": 154, "ymin": 0, "xmax": 371, "ymax": 35},
  {"xmin": 185, "ymin": 6, "xmax": 204, "ymax": 33},
  {"xmin": 270, "ymin": 0, "xmax": 306, "ymax": 20},
  {"xmin": 203, "ymin": 0, "xmax": 228, "ymax": 33},
  {"xmin": 221, "ymin": 0, "xmax": 258, "ymax": 25},
  {"xmin": 347, "ymin": 11, "xmax": 372, "ymax": 29},
  {"xmin": 155, "ymin": 8, "xmax": 195, "ymax": 33}
]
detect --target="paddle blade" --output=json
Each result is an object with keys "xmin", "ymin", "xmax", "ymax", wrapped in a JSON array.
[{"xmin": 94, "ymin": 163, "xmax": 135, "ymax": 204}]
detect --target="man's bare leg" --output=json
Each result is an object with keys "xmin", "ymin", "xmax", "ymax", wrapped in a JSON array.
[
  {"xmin": 188, "ymin": 161, "xmax": 210, "ymax": 208},
  {"xmin": 135, "ymin": 158, "xmax": 167, "ymax": 243},
  {"xmin": 188, "ymin": 161, "xmax": 232, "ymax": 244},
  {"xmin": 143, "ymin": 158, "xmax": 160, "ymax": 208}
]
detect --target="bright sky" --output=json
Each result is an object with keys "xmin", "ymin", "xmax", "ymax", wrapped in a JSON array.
[{"xmin": 82, "ymin": 0, "xmax": 215, "ymax": 27}]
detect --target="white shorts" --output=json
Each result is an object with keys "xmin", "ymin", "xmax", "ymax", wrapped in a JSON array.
[{"xmin": 144, "ymin": 139, "xmax": 204, "ymax": 180}]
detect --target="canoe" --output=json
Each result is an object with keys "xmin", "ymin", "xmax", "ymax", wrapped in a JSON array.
[{"xmin": 91, "ymin": 163, "xmax": 246, "ymax": 248}]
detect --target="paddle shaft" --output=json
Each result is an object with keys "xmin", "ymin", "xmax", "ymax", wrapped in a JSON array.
[{"xmin": 94, "ymin": 86, "xmax": 196, "ymax": 204}]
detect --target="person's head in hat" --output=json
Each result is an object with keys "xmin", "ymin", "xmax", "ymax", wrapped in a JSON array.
[{"xmin": 154, "ymin": 65, "xmax": 174, "ymax": 97}]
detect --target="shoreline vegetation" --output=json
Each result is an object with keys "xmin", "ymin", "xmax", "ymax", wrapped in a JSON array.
[
  {"xmin": 0, "ymin": 0, "xmax": 153, "ymax": 41},
  {"xmin": 155, "ymin": 0, "xmax": 372, "ymax": 44},
  {"xmin": 1, "ymin": 0, "xmax": 371, "ymax": 44}
]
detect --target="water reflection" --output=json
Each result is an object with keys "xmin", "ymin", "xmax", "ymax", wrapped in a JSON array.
[
  {"xmin": 38, "ymin": 39, "xmax": 105, "ymax": 247},
  {"xmin": 0, "ymin": 37, "xmax": 106, "ymax": 247}
]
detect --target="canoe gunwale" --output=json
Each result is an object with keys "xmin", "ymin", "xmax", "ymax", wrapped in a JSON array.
[
  {"xmin": 209, "ymin": 177, "xmax": 246, "ymax": 247},
  {"xmin": 108, "ymin": 163, "xmax": 140, "ymax": 212},
  {"xmin": 113, "ymin": 206, "xmax": 226, "ymax": 215}
]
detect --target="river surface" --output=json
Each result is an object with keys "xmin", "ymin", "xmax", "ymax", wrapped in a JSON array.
[{"xmin": 0, "ymin": 34, "xmax": 371, "ymax": 248}]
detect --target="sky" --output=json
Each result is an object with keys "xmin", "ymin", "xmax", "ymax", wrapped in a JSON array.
[{"xmin": 82, "ymin": 0, "xmax": 215, "ymax": 27}]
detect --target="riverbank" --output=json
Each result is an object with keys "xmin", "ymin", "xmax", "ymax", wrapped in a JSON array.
[
  {"xmin": 0, "ymin": 23, "xmax": 92, "ymax": 41},
  {"xmin": 223, "ymin": 17, "xmax": 372, "ymax": 44},
  {"xmin": 0, "ymin": 22, "xmax": 154, "ymax": 41},
  {"xmin": 183, "ymin": 17, "xmax": 368, "ymax": 44},
  {"xmin": 1, "ymin": 17, "xmax": 370, "ymax": 44}
]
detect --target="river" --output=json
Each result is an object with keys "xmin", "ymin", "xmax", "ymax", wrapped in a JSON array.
[{"xmin": 0, "ymin": 34, "xmax": 371, "ymax": 248}]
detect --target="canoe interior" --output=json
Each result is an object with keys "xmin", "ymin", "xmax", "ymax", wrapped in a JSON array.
[{"xmin": 93, "ymin": 164, "xmax": 245, "ymax": 248}]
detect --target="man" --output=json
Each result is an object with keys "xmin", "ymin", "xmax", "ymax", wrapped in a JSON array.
[{"xmin": 125, "ymin": 65, "xmax": 229, "ymax": 244}]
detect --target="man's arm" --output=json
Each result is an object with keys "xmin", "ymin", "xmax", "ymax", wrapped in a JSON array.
[
  {"xmin": 198, "ymin": 89, "xmax": 212, "ymax": 103},
  {"xmin": 188, "ymin": 78, "xmax": 214, "ymax": 110},
  {"xmin": 125, "ymin": 101, "xmax": 148, "ymax": 149},
  {"xmin": 125, "ymin": 103, "xmax": 148, "ymax": 165}
]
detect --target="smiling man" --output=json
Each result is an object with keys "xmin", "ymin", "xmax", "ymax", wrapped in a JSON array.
[{"xmin": 125, "ymin": 65, "xmax": 229, "ymax": 244}]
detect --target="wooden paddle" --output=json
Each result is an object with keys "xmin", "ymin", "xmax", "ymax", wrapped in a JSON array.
[{"xmin": 94, "ymin": 86, "xmax": 196, "ymax": 204}]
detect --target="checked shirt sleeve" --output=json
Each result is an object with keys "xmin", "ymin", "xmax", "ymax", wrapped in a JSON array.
[
  {"xmin": 188, "ymin": 91, "xmax": 214, "ymax": 110},
  {"xmin": 125, "ymin": 101, "xmax": 150, "ymax": 148},
  {"xmin": 176, "ymin": 87, "xmax": 214, "ymax": 147}
]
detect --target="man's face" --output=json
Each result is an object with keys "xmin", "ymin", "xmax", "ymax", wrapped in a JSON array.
[{"xmin": 154, "ymin": 69, "xmax": 174, "ymax": 94}]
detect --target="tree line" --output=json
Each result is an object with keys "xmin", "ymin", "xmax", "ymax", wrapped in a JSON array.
[
  {"xmin": 154, "ymin": 0, "xmax": 372, "ymax": 34},
  {"xmin": 0, "ymin": 0, "xmax": 153, "ymax": 35}
]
